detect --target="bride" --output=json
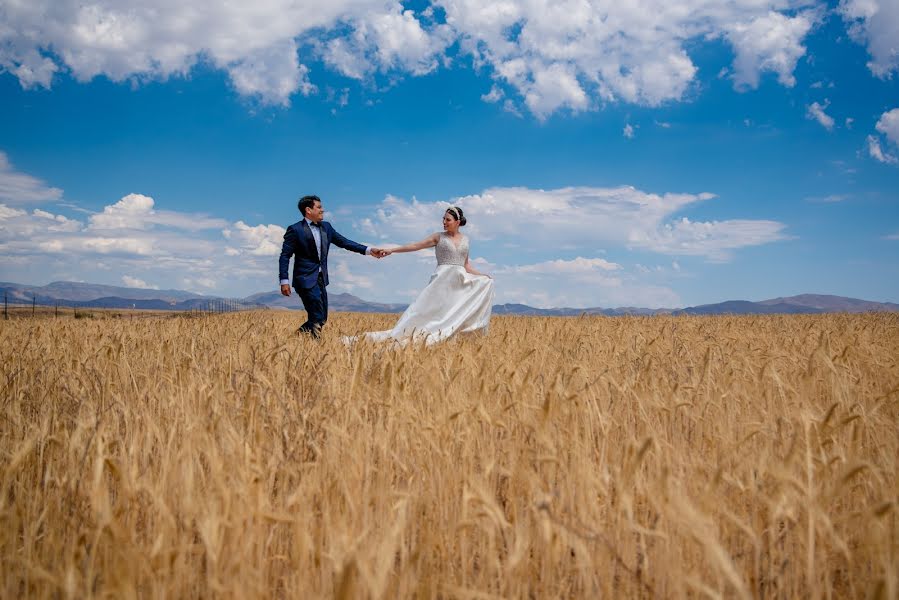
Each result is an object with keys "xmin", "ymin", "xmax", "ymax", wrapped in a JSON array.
[{"xmin": 348, "ymin": 206, "xmax": 495, "ymax": 345}]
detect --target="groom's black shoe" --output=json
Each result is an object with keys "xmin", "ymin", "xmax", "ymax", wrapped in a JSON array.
[{"xmin": 297, "ymin": 322, "xmax": 323, "ymax": 339}]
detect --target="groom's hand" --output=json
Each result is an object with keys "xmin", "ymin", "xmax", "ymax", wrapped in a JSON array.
[{"xmin": 280, "ymin": 284, "xmax": 291, "ymax": 296}]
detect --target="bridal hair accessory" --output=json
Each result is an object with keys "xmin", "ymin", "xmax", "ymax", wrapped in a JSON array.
[{"xmin": 446, "ymin": 206, "xmax": 467, "ymax": 226}]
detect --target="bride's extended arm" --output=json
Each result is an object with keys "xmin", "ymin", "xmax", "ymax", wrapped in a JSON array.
[
  {"xmin": 464, "ymin": 257, "xmax": 491, "ymax": 278},
  {"xmin": 385, "ymin": 233, "xmax": 439, "ymax": 255}
]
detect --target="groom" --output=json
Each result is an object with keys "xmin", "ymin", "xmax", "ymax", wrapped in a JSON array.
[{"xmin": 279, "ymin": 195, "xmax": 384, "ymax": 337}]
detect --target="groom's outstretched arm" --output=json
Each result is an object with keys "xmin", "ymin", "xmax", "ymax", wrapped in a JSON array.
[{"xmin": 328, "ymin": 225, "xmax": 368, "ymax": 255}]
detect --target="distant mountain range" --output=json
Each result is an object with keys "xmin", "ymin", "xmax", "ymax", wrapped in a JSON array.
[
  {"xmin": 672, "ymin": 294, "xmax": 899, "ymax": 315},
  {"xmin": 0, "ymin": 281, "xmax": 261, "ymax": 311},
  {"xmin": 2, "ymin": 281, "xmax": 897, "ymax": 316}
]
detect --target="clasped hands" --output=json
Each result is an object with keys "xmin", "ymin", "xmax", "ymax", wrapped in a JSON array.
[{"xmin": 369, "ymin": 248, "xmax": 393, "ymax": 259}]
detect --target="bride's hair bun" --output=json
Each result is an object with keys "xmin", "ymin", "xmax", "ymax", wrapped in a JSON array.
[{"xmin": 447, "ymin": 206, "xmax": 467, "ymax": 226}]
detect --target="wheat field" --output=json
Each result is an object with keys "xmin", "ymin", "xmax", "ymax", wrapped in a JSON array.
[{"xmin": 1, "ymin": 311, "xmax": 897, "ymax": 598}]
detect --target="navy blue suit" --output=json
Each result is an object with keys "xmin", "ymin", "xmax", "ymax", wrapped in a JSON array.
[{"xmin": 279, "ymin": 220, "xmax": 367, "ymax": 335}]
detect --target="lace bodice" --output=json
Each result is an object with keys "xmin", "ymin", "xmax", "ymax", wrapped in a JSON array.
[{"xmin": 435, "ymin": 232, "xmax": 468, "ymax": 266}]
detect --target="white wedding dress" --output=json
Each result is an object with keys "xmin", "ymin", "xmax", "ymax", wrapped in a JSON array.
[{"xmin": 348, "ymin": 232, "xmax": 495, "ymax": 346}]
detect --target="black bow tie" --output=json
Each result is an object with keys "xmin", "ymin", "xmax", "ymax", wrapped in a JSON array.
[{"xmin": 309, "ymin": 221, "xmax": 321, "ymax": 228}]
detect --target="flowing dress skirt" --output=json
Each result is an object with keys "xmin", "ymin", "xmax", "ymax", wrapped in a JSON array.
[{"xmin": 350, "ymin": 265, "xmax": 494, "ymax": 346}]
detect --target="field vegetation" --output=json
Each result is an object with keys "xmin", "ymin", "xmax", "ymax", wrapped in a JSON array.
[{"xmin": 1, "ymin": 312, "xmax": 897, "ymax": 598}]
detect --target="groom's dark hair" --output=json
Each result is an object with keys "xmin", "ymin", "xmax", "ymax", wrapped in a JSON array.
[{"xmin": 298, "ymin": 195, "xmax": 321, "ymax": 217}]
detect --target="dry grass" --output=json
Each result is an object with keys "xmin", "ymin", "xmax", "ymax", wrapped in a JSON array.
[{"xmin": 1, "ymin": 311, "xmax": 897, "ymax": 598}]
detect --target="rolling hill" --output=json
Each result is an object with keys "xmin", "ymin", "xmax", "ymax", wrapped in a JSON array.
[{"xmin": 2, "ymin": 281, "xmax": 897, "ymax": 315}]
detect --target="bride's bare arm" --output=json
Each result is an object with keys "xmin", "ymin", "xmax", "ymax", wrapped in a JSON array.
[
  {"xmin": 385, "ymin": 233, "xmax": 439, "ymax": 254},
  {"xmin": 464, "ymin": 257, "xmax": 491, "ymax": 278}
]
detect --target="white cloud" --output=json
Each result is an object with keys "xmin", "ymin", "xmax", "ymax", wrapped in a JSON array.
[
  {"xmin": 840, "ymin": 0, "xmax": 899, "ymax": 78},
  {"xmin": 323, "ymin": 7, "xmax": 453, "ymax": 80},
  {"xmin": 7, "ymin": 49, "xmax": 58, "ymax": 88},
  {"xmin": 0, "ymin": 204, "xmax": 26, "ymax": 220},
  {"xmin": 867, "ymin": 135, "xmax": 898, "ymax": 165},
  {"xmin": 493, "ymin": 256, "xmax": 679, "ymax": 309},
  {"xmin": 228, "ymin": 41, "xmax": 315, "ymax": 106},
  {"xmin": 38, "ymin": 240, "xmax": 65, "ymax": 253},
  {"xmin": 82, "ymin": 237, "xmax": 156, "ymax": 255},
  {"xmin": 359, "ymin": 185, "xmax": 787, "ymax": 261},
  {"xmin": 864, "ymin": 108, "xmax": 899, "ymax": 166},
  {"xmin": 500, "ymin": 256, "xmax": 621, "ymax": 288},
  {"xmin": 524, "ymin": 62, "xmax": 588, "ymax": 119},
  {"xmin": 875, "ymin": 108, "xmax": 899, "ymax": 146},
  {"xmin": 0, "ymin": 0, "xmax": 825, "ymax": 117},
  {"xmin": 502, "ymin": 99, "xmax": 523, "ymax": 117},
  {"xmin": 88, "ymin": 193, "xmax": 155, "ymax": 230},
  {"xmin": 181, "ymin": 277, "xmax": 218, "ymax": 290},
  {"xmin": 885, "ymin": 232, "xmax": 899, "ymax": 240},
  {"xmin": 327, "ymin": 260, "xmax": 375, "ymax": 292},
  {"xmin": 88, "ymin": 193, "xmax": 229, "ymax": 231},
  {"xmin": 637, "ymin": 216, "xmax": 787, "ymax": 261},
  {"xmin": 153, "ymin": 210, "xmax": 229, "ymax": 230},
  {"xmin": 222, "ymin": 221, "xmax": 285, "ymax": 256},
  {"xmin": 0, "ymin": 194, "xmax": 280, "ymax": 297},
  {"xmin": 510, "ymin": 256, "xmax": 620, "ymax": 275},
  {"xmin": 481, "ymin": 85, "xmax": 503, "ymax": 103},
  {"xmin": 806, "ymin": 100, "xmax": 835, "ymax": 130},
  {"xmin": 0, "ymin": 152, "xmax": 64, "ymax": 205},
  {"xmin": 445, "ymin": 1, "xmax": 818, "ymax": 115},
  {"xmin": 725, "ymin": 10, "xmax": 817, "ymax": 89},
  {"xmin": 122, "ymin": 275, "xmax": 157, "ymax": 289},
  {"xmin": 1, "ymin": 204, "xmax": 82, "ymax": 238},
  {"xmin": 0, "ymin": 0, "xmax": 405, "ymax": 105},
  {"xmin": 806, "ymin": 194, "xmax": 849, "ymax": 203},
  {"xmin": 336, "ymin": 88, "xmax": 350, "ymax": 107},
  {"xmin": 32, "ymin": 208, "xmax": 82, "ymax": 232},
  {"xmin": 623, "ymin": 123, "xmax": 635, "ymax": 139}
]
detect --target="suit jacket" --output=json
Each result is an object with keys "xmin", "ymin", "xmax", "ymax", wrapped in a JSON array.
[{"xmin": 279, "ymin": 220, "xmax": 368, "ymax": 289}]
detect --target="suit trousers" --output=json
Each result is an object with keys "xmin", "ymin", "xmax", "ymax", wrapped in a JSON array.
[{"xmin": 297, "ymin": 272, "xmax": 328, "ymax": 337}]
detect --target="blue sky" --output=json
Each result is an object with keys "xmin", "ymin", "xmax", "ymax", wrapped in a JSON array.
[{"xmin": 1, "ymin": 0, "xmax": 897, "ymax": 308}]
